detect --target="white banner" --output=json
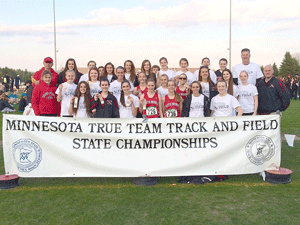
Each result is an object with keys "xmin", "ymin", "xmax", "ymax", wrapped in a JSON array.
[{"xmin": 3, "ymin": 114, "xmax": 281, "ymax": 177}]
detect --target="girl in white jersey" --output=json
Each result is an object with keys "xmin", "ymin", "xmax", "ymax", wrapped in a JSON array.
[
  {"xmin": 238, "ymin": 71, "xmax": 258, "ymax": 116},
  {"xmin": 175, "ymin": 58, "xmax": 197, "ymax": 86},
  {"xmin": 118, "ymin": 80, "xmax": 139, "ymax": 118},
  {"xmin": 157, "ymin": 74, "xmax": 169, "ymax": 98},
  {"xmin": 56, "ymin": 69, "xmax": 77, "ymax": 117},
  {"xmin": 102, "ymin": 62, "xmax": 117, "ymax": 83},
  {"xmin": 87, "ymin": 68, "xmax": 101, "ymax": 97},
  {"xmin": 109, "ymin": 66, "xmax": 134, "ymax": 99},
  {"xmin": 210, "ymin": 80, "xmax": 243, "ymax": 117},
  {"xmin": 198, "ymin": 66, "xmax": 218, "ymax": 101},
  {"xmin": 159, "ymin": 57, "xmax": 176, "ymax": 80},
  {"xmin": 68, "ymin": 81, "xmax": 91, "ymax": 118},
  {"xmin": 222, "ymin": 69, "xmax": 239, "ymax": 98},
  {"xmin": 124, "ymin": 60, "xmax": 137, "ymax": 87}
]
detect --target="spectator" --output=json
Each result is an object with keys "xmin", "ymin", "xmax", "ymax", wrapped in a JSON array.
[
  {"xmin": 15, "ymin": 75, "xmax": 21, "ymax": 89},
  {"xmin": 19, "ymin": 93, "xmax": 27, "ymax": 112},
  {"xmin": 0, "ymin": 93, "xmax": 15, "ymax": 113},
  {"xmin": 3, "ymin": 73, "xmax": 10, "ymax": 93}
]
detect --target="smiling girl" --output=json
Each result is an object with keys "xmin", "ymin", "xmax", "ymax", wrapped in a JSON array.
[
  {"xmin": 162, "ymin": 80, "xmax": 182, "ymax": 118},
  {"xmin": 118, "ymin": 80, "xmax": 139, "ymax": 118},
  {"xmin": 87, "ymin": 68, "xmax": 101, "ymax": 97}
]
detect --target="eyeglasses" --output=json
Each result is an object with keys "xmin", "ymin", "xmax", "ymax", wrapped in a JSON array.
[{"xmin": 179, "ymin": 77, "xmax": 187, "ymax": 80}]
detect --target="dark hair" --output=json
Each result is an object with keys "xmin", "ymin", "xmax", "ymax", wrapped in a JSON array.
[
  {"xmin": 98, "ymin": 66, "xmax": 104, "ymax": 69},
  {"xmin": 120, "ymin": 80, "xmax": 131, "ymax": 107},
  {"xmin": 159, "ymin": 57, "xmax": 168, "ymax": 63},
  {"xmin": 116, "ymin": 66, "xmax": 125, "ymax": 72},
  {"xmin": 221, "ymin": 69, "xmax": 233, "ymax": 95},
  {"xmin": 63, "ymin": 58, "xmax": 79, "ymax": 73},
  {"xmin": 198, "ymin": 66, "xmax": 212, "ymax": 84},
  {"xmin": 219, "ymin": 58, "xmax": 228, "ymax": 64},
  {"xmin": 202, "ymin": 57, "xmax": 210, "ymax": 64},
  {"xmin": 100, "ymin": 78, "xmax": 110, "ymax": 85},
  {"xmin": 141, "ymin": 60, "xmax": 155, "ymax": 79},
  {"xmin": 87, "ymin": 60, "xmax": 97, "ymax": 67},
  {"xmin": 152, "ymin": 65, "xmax": 160, "ymax": 71},
  {"xmin": 103, "ymin": 62, "xmax": 115, "ymax": 78},
  {"xmin": 73, "ymin": 81, "xmax": 91, "ymax": 116},
  {"xmin": 88, "ymin": 68, "xmax": 100, "ymax": 81},
  {"xmin": 179, "ymin": 58, "xmax": 189, "ymax": 66},
  {"xmin": 124, "ymin": 60, "xmax": 136, "ymax": 83},
  {"xmin": 241, "ymin": 48, "xmax": 250, "ymax": 54}
]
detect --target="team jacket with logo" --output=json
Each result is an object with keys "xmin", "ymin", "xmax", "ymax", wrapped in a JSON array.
[{"xmin": 31, "ymin": 81, "xmax": 59, "ymax": 116}]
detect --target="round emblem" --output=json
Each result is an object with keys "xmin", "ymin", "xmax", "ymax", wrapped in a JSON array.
[
  {"xmin": 245, "ymin": 135, "xmax": 275, "ymax": 165},
  {"xmin": 12, "ymin": 139, "xmax": 42, "ymax": 172}
]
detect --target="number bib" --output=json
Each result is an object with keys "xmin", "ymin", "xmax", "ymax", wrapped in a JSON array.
[
  {"xmin": 146, "ymin": 106, "xmax": 158, "ymax": 116},
  {"xmin": 166, "ymin": 108, "xmax": 177, "ymax": 118}
]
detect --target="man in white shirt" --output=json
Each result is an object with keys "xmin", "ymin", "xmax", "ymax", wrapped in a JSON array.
[
  {"xmin": 194, "ymin": 57, "xmax": 217, "ymax": 84},
  {"xmin": 232, "ymin": 48, "xmax": 264, "ymax": 85}
]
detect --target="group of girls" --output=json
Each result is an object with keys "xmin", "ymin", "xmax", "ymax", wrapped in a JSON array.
[{"xmin": 32, "ymin": 56, "xmax": 259, "ymax": 119}]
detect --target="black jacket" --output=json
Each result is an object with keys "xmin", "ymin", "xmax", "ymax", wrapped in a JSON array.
[
  {"xmin": 0, "ymin": 100, "xmax": 14, "ymax": 111},
  {"xmin": 199, "ymin": 82, "xmax": 218, "ymax": 101},
  {"xmin": 91, "ymin": 92, "xmax": 120, "ymax": 118},
  {"xmin": 256, "ymin": 77, "xmax": 290, "ymax": 114},
  {"xmin": 181, "ymin": 94, "xmax": 210, "ymax": 117}
]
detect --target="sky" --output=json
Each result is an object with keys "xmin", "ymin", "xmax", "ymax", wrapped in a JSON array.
[{"xmin": 1, "ymin": 0, "xmax": 300, "ymax": 72}]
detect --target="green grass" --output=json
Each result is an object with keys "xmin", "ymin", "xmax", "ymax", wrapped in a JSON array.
[{"xmin": 0, "ymin": 101, "xmax": 299, "ymax": 225}]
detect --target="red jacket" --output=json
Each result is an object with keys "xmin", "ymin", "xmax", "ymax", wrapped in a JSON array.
[
  {"xmin": 31, "ymin": 81, "xmax": 59, "ymax": 116},
  {"xmin": 32, "ymin": 68, "xmax": 58, "ymax": 87}
]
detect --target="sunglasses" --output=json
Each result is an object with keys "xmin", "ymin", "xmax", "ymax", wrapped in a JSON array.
[{"xmin": 179, "ymin": 77, "xmax": 187, "ymax": 80}]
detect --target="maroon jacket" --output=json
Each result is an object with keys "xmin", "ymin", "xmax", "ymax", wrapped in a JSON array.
[
  {"xmin": 31, "ymin": 81, "xmax": 59, "ymax": 116},
  {"xmin": 32, "ymin": 68, "xmax": 58, "ymax": 87}
]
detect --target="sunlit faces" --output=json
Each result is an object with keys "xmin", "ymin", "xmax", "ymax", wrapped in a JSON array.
[
  {"xmin": 138, "ymin": 72, "xmax": 147, "ymax": 83},
  {"xmin": 79, "ymin": 83, "xmax": 87, "ymax": 94},
  {"xmin": 160, "ymin": 75, "xmax": 168, "ymax": 86},
  {"xmin": 106, "ymin": 64, "xmax": 113, "ymax": 74},
  {"xmin": 98, "ymin": 67, "xmax": 104, "ymax": 76},
  {"xmin": 263, "ymin": 65, "xmax": 274, "ymax": 79},
  {"xmin": 121, "ymin": 82, "xmax": 131, "ymax": 94},
  {"xmin": 152, "ymin": 67, "xmax": 159, "ymax": 75},
  {"xmin": 191, "ymin": 82, "xmax": 200, "ymax": 94},
  {"xmin": 43, "ymin": 62, "xmax": 53, "ymax": 70},
  {"xmin": 89, "ymin": 69, "xmax": 99, "ymax": 81},
  {"xmin": 219, "ymin": 60, "xmax": 227, "ymax": 71},
  {"xmin": 200, "ymin": 68, "xmax": 209, "ymax": 80},
  {"xmin": 241, "ymin": 51, "xmax": 250, "ymax": 64},
  {"xmin": 179, "ymin": 74, "xmax": 187, "ymax": 85},
  {"xmin": 160, "ymin": 59, "xmax": 168, "ymax": 70},
  {"xmin": 100, "ymin": 81, "xmax": 109, "ymax": 92},
  {"xmin": 167, "ymin": 80, "xmax": 176, "ymax": 92},
  {"xmin": 147, "ymin": 81, "xmax": 155, "ymax": 91},
  {"xmin": 88, "ymin": 62, "xmax": 96, "ymax": 70},
  {"xmin": 67, "ymin": 60, "xmax": 75, "ymax": 70},
  {"xmin": 124, "ymin": 62, "xmax": 132, "ymax": 72},
  {"xmin": 65, "ymin": 71, "xmax": 75, "ymax": 82},
  {"xmin": 42, "ymin": 74, "xmax": 52, "ymax": 85},
  {"xmin": 202, "ymin": 58, "xmax": 210, "ymax": 66},
  {"xmin": 217, "ymin": 81, "xmax": 227, "ymax": 94},
  {"xmin": 116, "ymin": 68, "xmax": 125, "ymax": 80},
  {"xmin": 239, "ymin": 71, "xmax": 248, "ymax": 83},
  {"xmin": 143, "ymin": 62, "xmax": 151, "ymax": 72},
  {"xmin": 180, "ymin": 60, "xmax": 188, "ymax": 69},
  {"xmin": 222, "ymin": 71, "xmax": 231, "ymax": 81}
]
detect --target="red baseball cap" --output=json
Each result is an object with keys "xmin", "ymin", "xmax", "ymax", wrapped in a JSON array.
[{"xmin": 44, "ymin": 57, "xmax": 53, "ymax": 63}]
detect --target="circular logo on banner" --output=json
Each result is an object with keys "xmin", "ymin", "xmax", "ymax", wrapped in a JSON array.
[
  {"xmin": 245, "ymin": 135, "xmax": 275, "ymax": 165},
  {"xmin": 12, "ymin": 139, "xmax": 42, "ymax": 172}
]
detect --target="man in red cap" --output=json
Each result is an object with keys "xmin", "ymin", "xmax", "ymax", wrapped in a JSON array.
[{"xmin": 32, "ymin": 57, "xmax": 58, "ymax": 87}]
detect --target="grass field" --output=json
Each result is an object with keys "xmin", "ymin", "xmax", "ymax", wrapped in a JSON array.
[{"xmin": 0, "ymin": 101, "xmax": 299, "ymax": 225}]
